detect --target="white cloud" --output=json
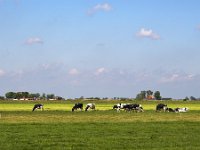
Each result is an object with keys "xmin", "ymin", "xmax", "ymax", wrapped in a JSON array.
[
  {"xmin": 160, "ymin": 74, "xmax": 179, "ymax": 83},
  {"xmin": 0, "ymin": 69, "xmax": 5, "ymax": 77},
  {"xmin": 187, "ymin": 74, "xmax": 195, "ymax": 80},
  {"xmin": 68, "ymin": 68, "xmax": 79, "ymax": 75},
  {"xmin": 159, "ymin": 73, "xmax": 195, "ymax": 83},
  {"xmin": 95, "ymin": 67, "xmax": 106, "ymax": 75},
  {"xmin": 88, "ymin": 3, "xmax": 112, "ymax": 15},
  {"xmin": 25, "ymin": 37, "xmax": 43, "ymax": 45},
  {"xmin": 137, "ymin": 28, "xmax": 160, "ymax": 40}
]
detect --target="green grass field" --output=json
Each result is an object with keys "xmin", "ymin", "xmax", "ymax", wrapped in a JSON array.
[{"xmin": 0, "ymin": 100, "xmax": 200, "ymax": 149}]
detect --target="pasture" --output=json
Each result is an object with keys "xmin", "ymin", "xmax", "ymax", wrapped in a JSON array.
[{"xmin": 0, "ymin": 100, "xmax": 200, "ymax": 149}]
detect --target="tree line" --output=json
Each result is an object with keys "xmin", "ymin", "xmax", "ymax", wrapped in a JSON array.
[
  {"xmin": 0, "ymin": 91, "xmax": 199, "ymax": 101},
  {"xmin": 1, "ymin": 92, "xmax": 64, "ymax": 100},
  {"xmin": 136, "ymin": 90, "xmax": 162, "ymax": 100}
]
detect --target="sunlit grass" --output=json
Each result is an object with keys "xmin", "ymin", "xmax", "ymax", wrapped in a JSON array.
[
  {"xmin": 1, "ymin": 110, "xmax": 200, "ymax": 123},
  {"xmin": 1, "ymin": 100, "xmax": 200, "ymax": 111}
]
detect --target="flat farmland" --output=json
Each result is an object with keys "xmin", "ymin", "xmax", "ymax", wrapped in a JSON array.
[{"xmin": 0, "ymin": 100, "xmax": 200, "ymax": 150}]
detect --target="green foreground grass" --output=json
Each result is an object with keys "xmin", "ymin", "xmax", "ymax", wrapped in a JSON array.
[
  {"xmin": 0, "ymin": 100, "xmax": 200, "ymax": 150},
  {"xmin": 1, "ymin": 122, "xmax": 200, "ymax": 150}
]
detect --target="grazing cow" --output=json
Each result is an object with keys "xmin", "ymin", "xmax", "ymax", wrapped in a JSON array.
[
  {"xmin": 166, "ymin": 107, "xmax": 175, "ymax": 112},
  {"xmin": 175, "ymin": 107, "xmax": 189, "ymax": 113},
  {"xmin": 156, "ymin": 103, "xmax": 167, "ymax": 112},
  {"xmin": 72, "ymin": 103, "xmax": 83, "ymax": 112},
  {"xmin": 113, "ymin": 103, "xmax": 128, "ymax": 112},
  {"xmin": 32, "ymin": 104, "xmax": 44, "ymax": 112},
  {"xmin": 123, "ymin": 104, "xmax": 144, "ymax": 112},
  {"xmin": 113, "ymin": 104, "xmax": 118, "ymax": 109},
  {"xmin": 85, "ymin": 103, "xmax": 95, "ymax": 111}
]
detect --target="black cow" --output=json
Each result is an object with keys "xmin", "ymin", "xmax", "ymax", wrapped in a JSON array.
[
  {"xmin": 32, "ymin": 104, "xmax": 44, "ymax": 112},
  {"xmin": 123, "ymin": 104, "xmax": 144, "ymax": 112},
  {"xmin": 156, "ymin": 103, "xmax": 167, "ymax": 112},
  {"xmin": 72, "ymin": 103, "xmax": 83, "ymax": 112}
]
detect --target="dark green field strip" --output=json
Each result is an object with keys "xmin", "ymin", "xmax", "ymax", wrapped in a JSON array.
[{"xmin": 0, "ymin": 122, "xmax": 200, "ymax": 150}]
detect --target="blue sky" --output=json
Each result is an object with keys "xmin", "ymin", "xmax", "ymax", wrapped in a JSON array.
[{"xmin": 0, "ymin": 0, "xmax": 200, "ymax": 98}]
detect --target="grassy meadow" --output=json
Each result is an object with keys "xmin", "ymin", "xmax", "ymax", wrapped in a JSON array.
[{"xmin": 0, "ymin": 100, "xmax": 200, "ymax": 149}]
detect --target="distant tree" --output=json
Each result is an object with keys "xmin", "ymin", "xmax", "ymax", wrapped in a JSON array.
[
  {"xmin": 154, "ymin": 91, "xmax": 162, "ymax": 100},
  {"xmin": 94, "ymin": 97, "xmax": 101, "ymax": 100},
  {"xmin": 0, "ymin": 96, "xmax": 5, "ymax": 100},
  {"xmin": 183, "ymin": 96, "xmax": 189, "ymax": 101},
  {"xmin": 79, "ymin": 96, "xmax": 84, "ymax": 99},
  {"xmin": 190, "ymin": 96, "xmax": 197, "ymax": 101},
  {"xmin": 56, "ymin": 96, "xmax": 64, "ymax": 100},
  {"xmin": 29, "ymin": 93, "xmax": 40, "ymax": 99},
  {"xmin": 14, "ymin": 92, "xmax": 29, "ymax": 99},
  {"xmin": 5, "ymin": 92, "xmax": 17, "ymax": 99},
  {"xmin": 47, "ymin": 94, "xmax": 55, "ymax": 99},
  {"xmin": 147, "ymin": 90, "xmax": 153, "ymax": 96},
  {"xmin": 41, "ymin": 93, "xmax": 46, "ymax": 100},
  {"xmin": 136, "ymin": 91, "xmax": 147, "ymax": 100},
  {"xmin": 22, "ymin": 92, "xmax": 29, "ymax": 98}
]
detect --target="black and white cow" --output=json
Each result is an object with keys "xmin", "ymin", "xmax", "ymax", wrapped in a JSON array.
[
  {"xmin": 166, "ymin": 107, "xmax": 175, "ymax": 112},
  {"xmin": 113, "ymin": 103, "xmax": 127, "ymax": 112},
  {"xmin": 32, "ymin": 104, "xmax": 44, "ymax": 112},
  {"xmin": 174, "ymin": 107, "xmax": 189, "ymax": 113},
  {"xmin": 123, "ymin": 104, "xmax": 144, "ymax": 112},
  {"xmin": 113, "ymin": 103, "xmax": 143, "ymax": 112},
  {"xmin": 113, "ymin": 104, "xmax": 118, "ymax": 109},
  {"xmin": 85, "ymin": 103, "xmax": 95, "ymax": 111},
  {"xmin": 156, "ymin": 103, "xmax": 167, "ymax": 112},
  {"xmin": 72, "ymin": 103, "xmax": 83, "ymax": 112}
]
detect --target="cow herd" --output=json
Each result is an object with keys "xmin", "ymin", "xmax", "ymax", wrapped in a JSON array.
[
  {"xmin": 32, "ymin": 103, "xmax": 189, "ymax": 113},
  {"xmin": 155, "ymin": 103, "xmax": 189, "ymax": 112}
]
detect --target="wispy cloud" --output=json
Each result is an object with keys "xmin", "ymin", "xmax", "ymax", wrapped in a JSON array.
[
  {"xmin": 0, "ymin": 69, "xmax": 5, "ymax": 77},
  {"xmin": 159, "ymin": 73, "xmax": 195, "ymax": 83},
  {"xmin": 68, "ymin": 68, "xmax": 79, "ymax": 76},
  {"xmin": 95, "ymin": 67, "xmax": 106, "ymax": 75},
  {"xmin": 137, "ymin": 28, "xmax": 160, "ymax": 40},
  {"xmin": 25, "ymin": 37, "xmax": 44, "ymax": 45},
  {"xmin": 1, "ymin": 65, "xmax": 199, "ymax": 98},
  {"xmin": 87, "ymin": 3, "xmax": 112, "ymax": 15}
]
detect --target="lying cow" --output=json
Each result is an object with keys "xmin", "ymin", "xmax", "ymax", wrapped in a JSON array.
[
  {"xmin": 72, "ymin": 103, "xmax": 83, "ymax": 112},
  {"xmin": 156, "ymin": 103, "xmax": 167, "ymax": 112},
  {"xmin": 175, "ymin": 107, "xmax": 189, "ymax": 113},
  {"xmin": 85, "ymin": 103, "xmax": 95, "ymax": 111},
  {"xmin": 32, "ymin": 104, "xmax": 44, "ymax": 112},
  {"xmin": 166, "ymin": 107, "xmax": 175, "ymax": 112}
]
